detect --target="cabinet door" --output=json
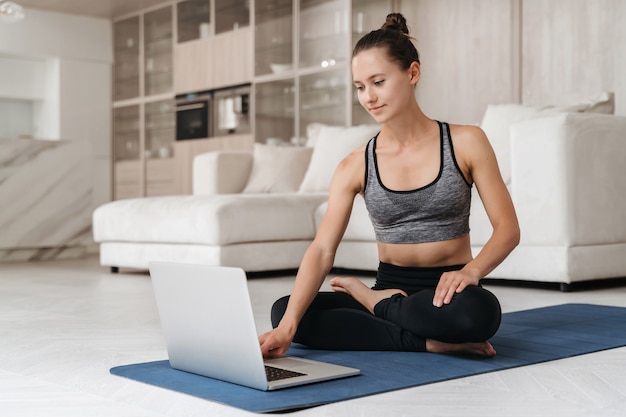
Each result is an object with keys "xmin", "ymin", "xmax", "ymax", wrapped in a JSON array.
[
  {"xmin": 254, "ymin": 78, "xmax": 295, "ymax": 144},
  {"xmin": 144, "ymin": 6, "xmax": 173, "ymax": 96},
  {"xmin": 299, "ymin": 0, "xmax": 349, "ymax": 71},
  {"xmin": 212, "ymin": 28, "xmax": 252, "ymax": 88},
  {"xmin": 114, "ymin": 160, "xmax": 142, "ymax": 200},
  {"xmin": 113, "ymin": 16, "xmax": 140, "ymax": 101},
  {"xmin": 214, "ymin": 0, "xmax": 250, "ymax": 34},
  {"xmin": 255, "ymin": 0, "xmax": 294, "ymax": 77},
  {"xmin": 144, "ymin": 98, "xmax": 179, "ymax": 195},
  {"xmin": 113, "ymin": 105, "xmax": 141, "ymax": 162},
  {"xmin": 174, "ymin": 38, "xmax": 213, "ymax": 93},
  {"xmin": 177, "ymin": 0, "xmax": 211, "ymax": 43},
  {"xmin": 146, "ymin": 158, "xmax": 180, "ymax": 196},
  {"xmin": 299, "ymin": 68, "xmax": 348, "ymax": 137},
  {"xmin": 144, "ymin": 98, "xmax": 175, "ymax": 159}
]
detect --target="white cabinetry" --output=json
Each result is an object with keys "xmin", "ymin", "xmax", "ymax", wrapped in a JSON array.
[
  {"xmin": 113, "ymin": 0, "xmax": 254, "ymax": 200},
  {"xmin": 112, "ymin": 0, "xmax": 393, "ymax": 199},
  {"xmin": 174, "ymin": 0, "xmax": 252, "ymax": 94},
  {"xmin": 112, "ymin": 5, "xmax": 177, "ymax": 200},
  {"xmin": 174, "ymin": 28, "xmax": 252, "ymax": 94},
  {"xmin": 174, "ymin": 38, "xmax": 214, "ymax": 93},
  {"xmin": 253, "ymin": 0, "xmax": 394, "ymax": 144}
]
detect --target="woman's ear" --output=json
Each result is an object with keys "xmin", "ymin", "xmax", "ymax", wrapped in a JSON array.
[{"xmin": 409, "ymin": 61, "xmax": 421, "ymax": 85}]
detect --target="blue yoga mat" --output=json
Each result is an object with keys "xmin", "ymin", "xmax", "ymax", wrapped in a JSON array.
[{"xmin": 110, "ymin": 303, "xmax": 626, "ymax": 413}]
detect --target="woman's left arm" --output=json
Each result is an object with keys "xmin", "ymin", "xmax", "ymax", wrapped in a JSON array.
[{"xmin": 433, "ymin": 125, "xmax": 520, "ymax": 307}]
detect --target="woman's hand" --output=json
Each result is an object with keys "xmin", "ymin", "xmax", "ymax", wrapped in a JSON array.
[
  {"xmin": 259, "ymin": 325, "xmax": 294, "ymax": 358},
  {"xmin": 432, "ymin": 268, "xmax": 480, "ymax": 307}
]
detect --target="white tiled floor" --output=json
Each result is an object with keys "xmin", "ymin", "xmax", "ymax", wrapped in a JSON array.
[{"xmin": 1, "ymin": 256, "xmax": 625, "ymax": 416}]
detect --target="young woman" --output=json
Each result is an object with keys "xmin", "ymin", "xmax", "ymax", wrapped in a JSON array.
[{"xmin": 259, "ymin": 13, "xmax": 519, "ymax": 357}]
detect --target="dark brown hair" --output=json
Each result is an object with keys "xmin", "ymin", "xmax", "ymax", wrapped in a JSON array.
[{"xmin": 352, "ymin": 13, "xmax": 420, "ymax": 68}]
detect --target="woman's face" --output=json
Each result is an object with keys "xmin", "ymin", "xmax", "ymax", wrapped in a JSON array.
[{"xmin": 352, "ymin": 47, "xmax": 419, "ymax": 124}]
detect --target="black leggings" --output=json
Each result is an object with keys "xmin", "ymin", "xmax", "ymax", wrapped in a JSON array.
[{"xmin": 271, "ymin": 262, "xmax": 502, "ymax": 352}]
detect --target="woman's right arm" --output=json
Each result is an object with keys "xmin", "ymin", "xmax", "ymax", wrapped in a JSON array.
[
  {"xmin": 259, "ymin": 149, "xmax": 365, "ymax": 357},
  {"xmin": 258, "ymin": 239, "xmax": 335, "ymax": 357}
]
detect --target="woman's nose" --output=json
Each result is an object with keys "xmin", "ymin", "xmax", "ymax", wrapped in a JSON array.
[{"xmin": 364, "ymin": 88, "xmax": 376, "ymax": 103}]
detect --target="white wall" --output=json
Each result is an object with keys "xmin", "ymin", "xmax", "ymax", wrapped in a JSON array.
[
  {"xmin": 522, "ymin": 0, "xmax": 626, "ymax": 114},
  {"xmin": 402, "ymin": 0, "xmax": 520, "ymax": 125},
  {"xmin": 58, "ymin": 59, "xmax": 112, "ymax": 157},
  {"xmin": 0, "ymin": 56, "xmax": 47, "ymax": 100},
  {"xmin": 401, "ymin": 0, "xmax": 625, "ymax": 124},
  {"xmin": 0, "ymin": 8, "xmax": 111, "ymax": 61},
  {"xmin": 33, "ymin": 59, "xmax": 61, "ymax": 139},
  {"xmin": 0, "ymin": 8, "xmax": 113, "ymax": 254},
  {"xmin": 0, "ymin": 99, "xmax": 33, "ymax": 138}
]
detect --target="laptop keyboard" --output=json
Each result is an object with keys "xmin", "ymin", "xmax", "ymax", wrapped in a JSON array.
[{"xmin": 265, "ymin": 365, "xmax": 307, "ymax": 382}]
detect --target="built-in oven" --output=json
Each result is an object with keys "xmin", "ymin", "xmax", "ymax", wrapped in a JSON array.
[
  {"xmin": 175, "ymin": 91, "xmax": 212, "ymax": 140},
  {"xmin": 213, "ymin": 84, "xmax": 251, "ymax": 136}
]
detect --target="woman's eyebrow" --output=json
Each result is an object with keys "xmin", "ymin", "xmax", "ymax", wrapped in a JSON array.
[{"xmin": 353, "ymin": 73, "xmax": 385, "ymax": 83}]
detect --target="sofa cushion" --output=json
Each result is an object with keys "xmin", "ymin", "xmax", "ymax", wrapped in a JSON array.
[
  {"xmin": 509, "ymin": 112, "xmax": 626, "ymax": 246},
  {"xmin": 242, "ymin": 144, "xmax": 313, "ymax": 193},
  {"xmin": 193, "ymin": 151, "xmax": 253, "ymax": 195},
  {"xmin": 480, "ymin": 92, "xmax": 614, "ymax": 185},
  {"xmin": 315, "ymin": 194, "xmax": 376, "ymax": 242},
  {"xmin": 305, "ymin": 122, "xmax": 325, "ymax": 147},
  {"xmin": 93, "ymin": 193, "xmax": 328, "ymax": 246},
  {"xmin": 299, "ymin": 124, "xmax": 380, "ymax": 193}
]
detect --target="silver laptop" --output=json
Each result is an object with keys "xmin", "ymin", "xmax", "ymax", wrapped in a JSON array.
[{"xmin": 148, "ymin": 261, "xmax": 360, "ymax": 391}]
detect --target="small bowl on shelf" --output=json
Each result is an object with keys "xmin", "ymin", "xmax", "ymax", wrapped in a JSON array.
[{"xmin": 270, "ymin": 63, "xmax": 293, "ymax": 74}]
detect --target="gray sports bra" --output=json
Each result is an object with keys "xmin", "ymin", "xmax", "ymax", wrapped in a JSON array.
[{"xmin": 363, "ymin": 121, "xmax": 472, "ymax": 244}]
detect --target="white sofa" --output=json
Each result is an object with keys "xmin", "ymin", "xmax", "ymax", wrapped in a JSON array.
[
  {"xmin": 93, "ymin": 123, "xmax": 381, "ymax": 272},
  {"xmin": 93, "ymin": 108, "xmax": 626, "ymax": 289}
]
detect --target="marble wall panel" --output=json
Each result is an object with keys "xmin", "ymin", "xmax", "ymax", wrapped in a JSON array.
[{"xmin": 0, "ymin": 139, "xmax": 93, "ymax": 262}]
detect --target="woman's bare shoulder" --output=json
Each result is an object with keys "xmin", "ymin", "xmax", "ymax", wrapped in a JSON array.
[
  {"xmin": 332, "ymin": 142, "xmax": 368, "ymax": 193},
  {"xmin": 448, "ymin": 123, "xmax": 495, "ymax": 156},
  {"xmin": 446, "ymin": 123, "xmax": 499, "ymax": 184},
  {"xmin": 448, "ymin": 123, "xmax": 488, "ymax": 143}
]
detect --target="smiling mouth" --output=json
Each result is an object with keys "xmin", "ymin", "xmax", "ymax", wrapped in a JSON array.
[{"xmin": 369, "ymin": 105, "xmax": 384, "ymax": 112}]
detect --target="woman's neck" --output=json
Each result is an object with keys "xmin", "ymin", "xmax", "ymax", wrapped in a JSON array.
[{"xmin": 379, "ymin": 104, "xmax": 435, "ymax": 146}]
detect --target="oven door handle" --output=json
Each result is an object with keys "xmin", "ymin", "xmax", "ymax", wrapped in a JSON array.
[{"xmin": 176, "ymin": 103, "xmax": 207, "ymax": 111}]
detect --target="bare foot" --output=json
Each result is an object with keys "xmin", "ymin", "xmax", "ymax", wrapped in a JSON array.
[
  {"xmin": 426, "ymin": 339, "xmax": 496, "ymax": 357},
  {"xmin": 329, "ymin": 276, "xmax": 407, "ymax": 314}
]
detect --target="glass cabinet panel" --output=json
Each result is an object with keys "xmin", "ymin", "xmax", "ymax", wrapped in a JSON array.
[
  {"xmin": 113, "ymin": 16, "xmax": 140, "ymax": 101},
  {"xmin": 113, "ymin": 105, "xmax": 141, "ymax": 161},
  {"xmin": 255, "ymin": 79, "xmax": 295, "ymax": 144},
  {"xmin": 254, "ymin": 0, "xmax": 293, "ymax": 77},
  {"xmin": 215, "ymin": 0, "xmax": 250, "ymax": 34},
  {"xmin": 177, "ymin": 0, "xmax": 211, "ymax": 43},
  {"xmin": 351, "ymin": 0, "xmax": 390, "ymax": 38},
  {"xmin": 144, "ymin": 6, "xmax": 173, "ymax": 96},
  {"xmin": 144, "ymin": 99, "xmax": 175, "ymax": 160},
  {"xmin": 299, "ymin": 0, "xmax": 349, "ymax": 71},
  {"xmin": 299, "ymin": 69, "xmax": 347, "ymax": 137}
]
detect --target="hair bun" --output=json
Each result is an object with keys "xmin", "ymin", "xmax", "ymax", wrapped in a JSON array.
[{"xmin": 381, "ymin": 13, "xmax": 409, "ymax": 35}]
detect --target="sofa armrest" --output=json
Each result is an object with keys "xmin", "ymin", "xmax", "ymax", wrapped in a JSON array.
[
  {"xmin": 510, "ymin": 112, "xmax": 626, "ymax": 246},
  {"xmin": 192, "ymin": 151, "xmax": 253, "ymax": 195}
]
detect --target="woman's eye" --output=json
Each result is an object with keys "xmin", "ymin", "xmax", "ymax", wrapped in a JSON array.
[
  {"xmin": 355, "ymin": 85, "xmax": 364, "ymax": 91},
  {"xmin": 374, "ymin": 80, "xmax": 384, "ymax": 86}
]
